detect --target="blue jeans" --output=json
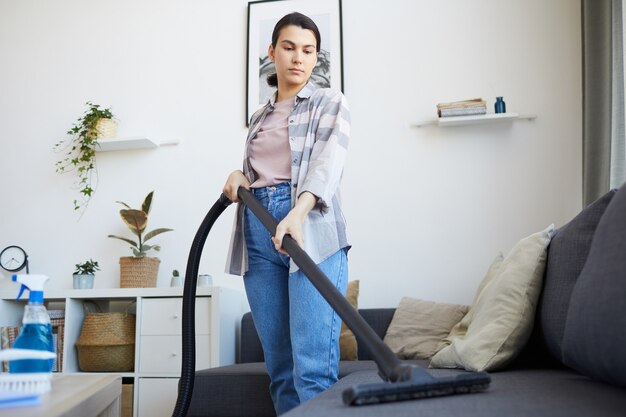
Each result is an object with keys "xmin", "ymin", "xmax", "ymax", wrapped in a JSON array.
[{"xmin": 243, "ymin": 183, "xmax": 348, "ymax": 415}]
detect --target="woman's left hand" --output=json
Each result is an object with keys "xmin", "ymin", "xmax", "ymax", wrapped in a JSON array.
[{"xmin": 272, "ymin": 192, "xmax": 317, "ymax": 255}]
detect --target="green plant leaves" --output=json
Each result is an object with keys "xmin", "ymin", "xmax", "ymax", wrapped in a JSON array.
[
  {"xmin": 73, "ymin": 259, "xmax": 100, "ymax": 275},
  {"xmin": 142, "ymin": 191, "xmax": 154, "ymax": 216},
  {"xmin": 54, "ymin": 101, "xmax": 114, "ymax": 213},
  {"xmin": 144, "ymin": 228, "xmax": 173, "ymax": 242},
  {"xmin": 107, "ymin": 235, "xmax": 139, "ymax": 248},
  {"xmin": 108, "ymin": 191, "xmax": 173, "ymax": 258},
  {"xmin": 120, "ymin": 209, "xmax": 147, "ymax": 236},
  {"xmin": 116, "ymin": 200, "xmax": 131, "ymax": 209}
]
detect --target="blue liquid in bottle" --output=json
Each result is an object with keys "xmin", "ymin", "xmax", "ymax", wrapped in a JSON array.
[{"xmin": 9, "ymin": 311, "xmax": 55, "ymax": 373}]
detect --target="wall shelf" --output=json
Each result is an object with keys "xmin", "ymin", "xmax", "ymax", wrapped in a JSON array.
[
  {"xmin": 96, "ymin": 136, "xmax": 180, "ymax": 152},
  {"xmin": 412, "ymin": 112, "xmax": 537, "ymax": 128}
]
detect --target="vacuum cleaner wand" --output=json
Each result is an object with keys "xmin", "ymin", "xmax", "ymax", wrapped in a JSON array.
[
  {"xmin": 236, "ymin": 188, "xmax": 491, "ymax": 405},
  {"xmin": 237, "ymin": 188, "xmax": 410, "ymax": 383}
]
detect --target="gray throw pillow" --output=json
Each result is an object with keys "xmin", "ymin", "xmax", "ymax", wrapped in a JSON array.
[
  {"xmin": 540, "ymin": 189, "xmax": 616, "ymax": 362},
  {"xmin": 562, "ymin": 182, "xmax": 626, "ymax": 387}
]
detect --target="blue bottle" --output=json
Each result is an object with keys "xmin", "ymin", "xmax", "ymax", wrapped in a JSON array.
[
  {"xmin": 495, "ymin": 97, "xmax": 506, "ymax": 114},
  {"xmin": 9, "ymin": 274, "xmax": 54, "ymax": 373}
]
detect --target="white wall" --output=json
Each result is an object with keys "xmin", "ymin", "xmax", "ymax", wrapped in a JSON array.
[{"xmin": 0, "ymin": 0, "xmax": 581, "ymax": 308}]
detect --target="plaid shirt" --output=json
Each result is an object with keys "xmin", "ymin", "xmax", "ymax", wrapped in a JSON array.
[{"xmin": 226, "ymin": 82, "xmax": 351, "ymax": 275}]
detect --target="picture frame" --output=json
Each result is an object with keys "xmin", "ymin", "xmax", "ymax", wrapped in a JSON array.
[{"xmin": 246, "ymin": 0, "xmax": 344, "ymax": 125}]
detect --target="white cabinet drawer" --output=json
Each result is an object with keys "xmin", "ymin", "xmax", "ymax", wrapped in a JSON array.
[
  {"xmin": 141, "ymin": 297, "xmax": 210, "ymax": 335},
  {"xmin": 137, "ymin": 378, "xmax": 179, "ymax": 417},
  {"xmin": 139, "ymin": 335, "xmax": 210, "ymax": 374}
]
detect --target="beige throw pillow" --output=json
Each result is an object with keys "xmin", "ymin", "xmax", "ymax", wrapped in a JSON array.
[
  {"xmin": 384, "ymin": 297, "xmax": 469, "ymax": 359},
  {"xmin": 434, "ymin": 252, "xmax": 504, "ymax": 353},
  {"xmin": 339, "ymin": 280, "xmax": 359, "ymax": 360},
  {"xmin": 430, "ymin": 224, "xmax": 555, "ymax": 372}
]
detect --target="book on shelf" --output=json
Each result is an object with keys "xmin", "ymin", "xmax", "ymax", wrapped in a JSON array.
[
  {"xmin": 1, "ymin": 326, "xmax": 8, "ymax": 372},
  {"xmin": 52, "ymin": 333, "xmax": 58, "ymax": 372},
  {"xmin": 439, "ymin": 107, "xmax": 487, "ymax": 117},
  {"xmin": 0, "ymin": 325, "xmax": 21, "ymax": 372},
  {"xmin": 49, "ymin": 310, "xmax": 65, "ymax": 373},
  {"xmin": 436, "ymin": 98, "xmax": 487, "ymax": 118},
  {"xmin": 57, "ymin": 324, "xmax": 64, "ymax": 372}
]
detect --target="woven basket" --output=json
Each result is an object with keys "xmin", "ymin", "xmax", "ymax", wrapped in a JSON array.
[
  {"xmin": 76, "ymin": 305, "xmax": 135, "ymax": 372},
  {"xmin": 95, "ymin": 118, "xmax": 118, "ymax": 139},
  {"xmin": 119, "ymin": 256, "xmax": 160, "ymax": 288}
]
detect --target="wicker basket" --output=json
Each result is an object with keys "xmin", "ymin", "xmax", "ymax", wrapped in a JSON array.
[
  {"xmin": 119, "ymin": 256, "xmax": 160, "ymax": 288},
  {"xmin": 95, "ymin": 118, "xmax": 118, "ymax": 139},
  {"xmin": 75, "ymin": 304, "xmax": 136, "ymax": 372}
]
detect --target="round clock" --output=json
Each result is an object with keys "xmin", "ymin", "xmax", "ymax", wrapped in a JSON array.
[{"xmin": 0, "ymin": 245, "xmax": 29, "ymax": 273}]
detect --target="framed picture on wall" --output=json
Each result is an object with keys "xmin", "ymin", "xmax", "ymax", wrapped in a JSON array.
[{"xmin": 246, "ymin": 0, "xmax": 344, "ymax": 125}]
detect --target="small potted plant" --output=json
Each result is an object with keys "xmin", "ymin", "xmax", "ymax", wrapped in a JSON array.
[
  {"xmin": 54, "ymin": 102, "xmax": 117, "ymax": 213},
  {"xmin": 108, "ymin": 191, "xmax": 173, "ymax": 288},
  {"xmin": 73, "ymin": 259, "xmax": 100, "ymax": 289},
  {"xmin": 170, "ymin": 269, "xmax": 183, "ymax": 287}
]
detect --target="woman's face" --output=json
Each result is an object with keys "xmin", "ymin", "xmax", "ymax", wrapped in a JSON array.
[{"xmin": 269, "ymin": 24, "xmax": 318, "ymax": 94}]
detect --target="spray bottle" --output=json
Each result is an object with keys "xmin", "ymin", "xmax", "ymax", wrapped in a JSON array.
[{"xmin": 9, "ymin": 274, "xmax": 55, "ymax": 373}]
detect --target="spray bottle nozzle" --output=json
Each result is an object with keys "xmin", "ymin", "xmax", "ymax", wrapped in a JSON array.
[
  {"xmin": 11, "ymin": 274, "xmax": 49, "ymax": 303},
  {"xmin": 10, "ymin": 275, "xmax": 27, "ymax": 301},
  {"xmin": 16, "ymin": 284, "xmax": 27, "ymax": 301}
]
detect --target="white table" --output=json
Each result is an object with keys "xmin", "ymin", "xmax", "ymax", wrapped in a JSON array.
[{"xmin": 0, "ymin": 374, "xmax": 121, "ymax": 417}]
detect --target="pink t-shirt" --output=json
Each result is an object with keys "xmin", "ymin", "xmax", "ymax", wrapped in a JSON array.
[{"xmin": 249, "ymin": 98, "xmax": 293, "ymax": 188}]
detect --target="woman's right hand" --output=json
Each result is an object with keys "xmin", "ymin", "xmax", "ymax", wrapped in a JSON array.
[{"xmin": 223, "ymin": 170, "xmax": 250, "ymax": 203}]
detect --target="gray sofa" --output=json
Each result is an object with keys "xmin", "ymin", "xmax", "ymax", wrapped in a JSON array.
[{"xmin": 188, "ymin": 181, "xmax": 626, "ymax": 417}]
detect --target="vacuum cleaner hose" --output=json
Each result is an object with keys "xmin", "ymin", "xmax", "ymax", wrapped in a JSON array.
[{"xmin": 172, "ymin": 193, "xmax": 232, "ymax": 417}]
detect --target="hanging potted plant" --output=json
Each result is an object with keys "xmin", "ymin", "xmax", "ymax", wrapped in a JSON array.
[
  {"xmin": 108, "ymin": 191, "xmax": 173, "ymax": 288},
  {"xmin": 73, "ymin": 259, "xmax": 100, "ymax": 289},
  {"xmin": 54, "ymin": 102, "xmax": 118, "ymax": 213}
]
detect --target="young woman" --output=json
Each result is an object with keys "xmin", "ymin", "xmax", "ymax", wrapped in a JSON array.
[{"xmin": 223, "ymin": 12, "xmax": 351, "ymax": 415}]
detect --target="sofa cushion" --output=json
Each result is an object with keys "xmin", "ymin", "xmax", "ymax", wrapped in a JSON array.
[
  {"xmin": 340, "ymin": 280, "xmax": 360, "ymax": 360},
  {"xmin": 430, "ymin": 225, "xmax": 554, "ymax": 372},
  {"xmin": 562, "ymin": 182, "xmax": 626, "ymax": 387},
  {"xmin": 383, "ymin": 297, "xmax": 468, "ymax": 359},
  {"xmin": 283, "ymin": 365, "xmax": 626, "ymax": 417},
  {"xmin": 540, "ymin": 189, "xmax": 616, "ymax": 362}
]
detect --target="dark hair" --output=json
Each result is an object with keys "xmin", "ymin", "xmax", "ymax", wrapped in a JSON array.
[{"xmin": 267, "ymin": 12, "xmax": 321, "ymax": 88}]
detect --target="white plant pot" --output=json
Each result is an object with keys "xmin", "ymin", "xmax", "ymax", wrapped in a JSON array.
[{"xmin": 73, "ymin": 274, "xmax": 95, "ymax": 289}]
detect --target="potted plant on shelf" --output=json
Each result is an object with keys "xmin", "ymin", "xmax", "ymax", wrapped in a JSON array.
[
  {"xmin": 170, "ymin": 269, "xmax": 183, "ymax": 287},
  {"xmin": 54, "ymin": 102, "xmax": 118, "ymax": 213},
  {"xmin": 73, "ymin": 259, "xmax": 100, "ymax": 289},
  {"xmin": 108, "ymin": 191, "xmax": 173, "ymax": 288}
]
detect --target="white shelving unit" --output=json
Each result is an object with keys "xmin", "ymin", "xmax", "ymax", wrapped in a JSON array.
[
  {"xmin": 96, "ymin": 136, "xmax": 180, "ymax": 152},
  {"xmin": 413, "ymin": 112, "xmax": 537, "ymax": 128},
  {"xmin": 0, "ymin": 286, "xmax": 244, "ymax": 417}
]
